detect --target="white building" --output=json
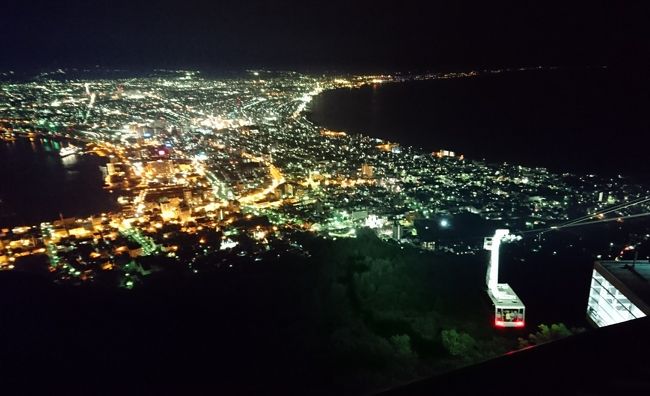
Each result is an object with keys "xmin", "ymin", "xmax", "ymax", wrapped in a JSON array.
[{"xmin": 587, "ymin": 261, "xmax": 649, "ymax": 327}]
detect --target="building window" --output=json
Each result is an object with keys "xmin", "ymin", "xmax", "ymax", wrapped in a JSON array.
[{"xmin": 587, "ymin": 269, "xmax": 646, "ymax": 327}]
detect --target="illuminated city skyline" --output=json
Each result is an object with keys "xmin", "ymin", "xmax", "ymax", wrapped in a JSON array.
[{"xmin": 2, "ymin": 67, "xmax": 649, "ymax": 287}]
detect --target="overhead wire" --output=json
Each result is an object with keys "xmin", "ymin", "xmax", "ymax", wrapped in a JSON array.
[
  {"xmin": 553, "ymin": 196, "xmax": 650, "ymax": 229},
  {"xmin": 520, "ymin": 196, "xmax": 650, "ymax": 236}
]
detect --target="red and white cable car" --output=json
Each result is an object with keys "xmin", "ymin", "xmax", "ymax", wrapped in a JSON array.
[{"xmin": 484, "ymin": 229, "xmax": 526, "ymax": 328}]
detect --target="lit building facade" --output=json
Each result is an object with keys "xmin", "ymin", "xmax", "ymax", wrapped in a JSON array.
[{"xmin": 587, "ymin": 261, "xmax": 649, "ymax": 327}]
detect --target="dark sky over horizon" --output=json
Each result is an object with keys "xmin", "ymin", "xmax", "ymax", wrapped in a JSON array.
[{"xmin": 1, "ymin": 0, "xmax": 648, "ymax": 72}]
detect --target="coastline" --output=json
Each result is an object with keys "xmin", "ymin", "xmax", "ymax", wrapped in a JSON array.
[{"xmin": 306, "ymin": 67, "xmax": 648, "ymax": 182}]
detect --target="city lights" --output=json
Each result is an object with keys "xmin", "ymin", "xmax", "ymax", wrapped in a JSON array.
[{"xmin": 1, "ymin": 67, "xmax": 649, "ymax": 291}]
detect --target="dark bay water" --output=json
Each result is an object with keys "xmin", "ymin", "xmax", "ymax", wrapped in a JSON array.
[
  {"xmin": 0, "ymin": 137, "xmax": 116, "ymax": 227},
  {"xmin": 309, "ymin": 68, "xmax": 650, "ymax": 179}
]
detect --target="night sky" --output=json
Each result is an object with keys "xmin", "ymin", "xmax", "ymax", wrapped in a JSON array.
[{"xmin": 2, "ymin": 1, "xmax": 647, "ymax": 71}]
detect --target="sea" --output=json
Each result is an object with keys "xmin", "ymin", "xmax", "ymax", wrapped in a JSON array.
[
  {"xmin": 308, "ymin": 67, "xmax": 650, "ymax": 181},
  {"xmin": 0, "ymin": 137, "xmax": 116, "ymax": 227}
]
